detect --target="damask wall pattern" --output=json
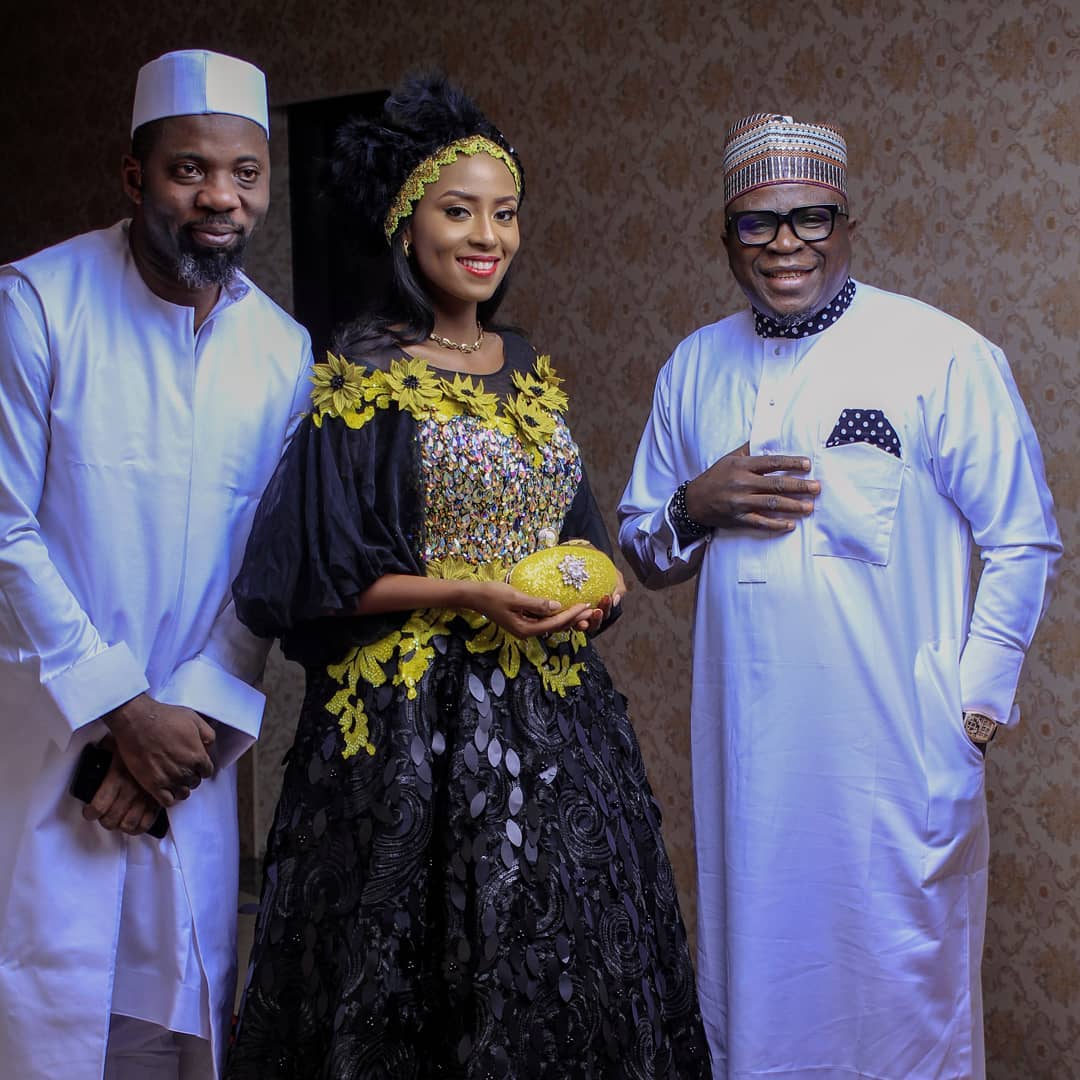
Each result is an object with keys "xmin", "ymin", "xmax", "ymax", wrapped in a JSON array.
[{"xmin": 3, "ymin": 1, "xmax": 1077, "ymax": 1076}]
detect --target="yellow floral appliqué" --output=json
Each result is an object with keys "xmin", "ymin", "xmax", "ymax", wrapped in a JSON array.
[
  {"xmin": 382, "ymin": 357, "xmax": 444, "ymax": 419},
  {"xmin": 511, "ymin": 369, "xmax": 569, "ymax": 414},
  {"xmin": 442, "ymin": 373, "xmax": 499, "ymax": 422},
  {"xmin": 310, "ymin": 352, "xmax": 568, "ymax": 453},
  {"xmin": 324, "ymin": 556, "xmax": 588, "ymax": 759},
  {"xmin": 310, "ymin": 352, "xmax": 367, "ymax": 417}
]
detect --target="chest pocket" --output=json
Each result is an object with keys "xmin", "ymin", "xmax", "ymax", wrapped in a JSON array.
[{"xmin": 811, "ymin": 441, "xmax": 905, "ymax": 565}]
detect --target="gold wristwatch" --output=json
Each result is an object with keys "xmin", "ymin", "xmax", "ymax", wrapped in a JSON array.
[{"xmin": 963, "ymin": 711, "xmax": 998, "ymax": 746}]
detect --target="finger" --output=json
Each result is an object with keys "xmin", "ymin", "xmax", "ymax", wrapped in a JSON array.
[
  {"xmin": 195, "ymin": 714, "xmax": 216, "ymax": 746},
  {"xmin": 766, "ymin": 474, "xmax": 819, "ymax": 495},
  {"xmin": 168, "ymin": 768, "xmax": 202, "ymax": 792},
  {"xmin": 744, "ymin": 494, "xmax": 816, "ymax": 516},
  {"xmin": 83, "ymin": 764, "xmax": 126, "ymax": 822},
  {"xmin": 512, "ymin": 592, "xmax": 563, "ymax": 617},
  {"xmin": 611, "ymin": 573, "xmax": 627, "ymax": 607},
  {"xmin": 736, "ymin": 512, "xmax": 799, "ymax": 532},
  {"xmin": 510, "ymin": 609, "xmax": 574, "ymax": 638},
  {"xmin": 99, "ymin": 785, "xmax": 140, "ymax": 831},
  {"xmin": 139, "ymin": 804, "xmax": 162, "ymax": 835},
  {"xmin": 120, "ymin": 798, "xmax": 153, "ymax": 835},
  {"xmin": 744, "ymin": 454, "xmax": 813, "ymax": 474},
  {"xmin": 191, "ymin": 753, "xmax": 214, "ymax": 780},
  {"xmin": 169, "ymin": 785, "xmax": 193, "ymax": 802},
  {"xmin": 532, "ymin": 603, "xmax": 593, "ymax": 636}
]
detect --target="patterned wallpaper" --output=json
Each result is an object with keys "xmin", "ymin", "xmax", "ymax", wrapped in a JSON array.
[{"xmin": 3, "ymin": 1, "xmax": 1077, "ymax": 1075}]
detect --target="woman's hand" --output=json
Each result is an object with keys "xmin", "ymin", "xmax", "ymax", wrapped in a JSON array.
[
  {"xmin": 572, "ymin": 569, "xmax": 628, "ymax": 632},
  {"xmin": 467, "ymin": 580, "xmax": 593, "ymax": 639}
]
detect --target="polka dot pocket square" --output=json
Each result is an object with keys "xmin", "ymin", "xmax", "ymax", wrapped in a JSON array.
[{"xmin": 825, "ymin": 409, "xmax": 902, "ymax": 458}]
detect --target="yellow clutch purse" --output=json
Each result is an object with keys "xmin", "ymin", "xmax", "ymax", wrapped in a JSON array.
[{"xmin": 507, "ymin": 534, "xmax": 618, "ymax": 610}]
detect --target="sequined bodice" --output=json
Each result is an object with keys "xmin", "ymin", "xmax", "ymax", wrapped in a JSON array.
[{"xmin": 419, "ymin": 412, "xmax": 582, "ymax": 565}]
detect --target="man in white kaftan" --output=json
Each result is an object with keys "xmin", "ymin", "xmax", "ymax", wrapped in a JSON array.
[
  {"xmin": 0, "ymin": 51, "xmax": 312, "ymax": 1079},
  {"xmin": 618, "ymin": 113, "xmax": 1060, "ymax": 1079}
]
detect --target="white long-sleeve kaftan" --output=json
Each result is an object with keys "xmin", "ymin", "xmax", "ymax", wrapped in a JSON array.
[
  {"xmin": 618, "ymin": 282, "xmax": 1060, "ymax": 1080},
  {"xmin": 0, "ymin": 222, "xmax": 312, "ymax": 1079}
]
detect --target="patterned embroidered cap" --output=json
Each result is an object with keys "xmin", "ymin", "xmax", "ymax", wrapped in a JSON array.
[{"xmin": 723, "ymin": 112, "xmax": 847, "ymax": 207}]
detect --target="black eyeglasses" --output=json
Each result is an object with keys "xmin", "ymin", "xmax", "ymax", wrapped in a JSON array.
[{"xmin": 726, "ymin": 204, "xmax": 848, "ymax": 246}]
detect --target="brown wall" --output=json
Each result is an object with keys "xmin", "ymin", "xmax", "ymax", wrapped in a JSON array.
[{"xmin": 4, "ymin": 2, "xmax": 1078, "ymax": 1076}]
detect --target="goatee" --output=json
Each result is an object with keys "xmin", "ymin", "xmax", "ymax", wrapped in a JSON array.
[
  {"xmin": 767, "ymin": 308, "xmax": 815, "ymax": 330},
  {"xmin": 176, "ymin": 245, "xmax": 247, "ymax": 288},
  {"xmin": 172, "ymin": 217, "xmax": 250, "ymax": 287}
]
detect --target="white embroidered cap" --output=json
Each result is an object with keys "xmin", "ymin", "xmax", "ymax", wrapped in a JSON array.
[{"xmin": 131, "ymin": 49, "xmax": 269, "ymax": 137}]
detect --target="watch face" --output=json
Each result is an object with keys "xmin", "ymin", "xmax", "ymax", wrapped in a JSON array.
[{"xmin": 964, "ymin": 712, "xmax": 996, "ymax": 743}]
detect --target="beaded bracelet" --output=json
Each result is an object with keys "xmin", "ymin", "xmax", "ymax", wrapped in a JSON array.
[{"xmin": 669, "ymin": 480, "xmax": 711, "ymax": 538}]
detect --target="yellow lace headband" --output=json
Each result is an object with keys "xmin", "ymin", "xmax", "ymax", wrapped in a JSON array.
[{"xmin": 383, "ymin": 135, "xmax": 523, "ymax": 243}]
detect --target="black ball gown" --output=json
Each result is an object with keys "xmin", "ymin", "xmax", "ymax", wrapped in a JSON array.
[{"xmin": 226, "ymin": 333, "xmax": 711, "ymax": 1080}]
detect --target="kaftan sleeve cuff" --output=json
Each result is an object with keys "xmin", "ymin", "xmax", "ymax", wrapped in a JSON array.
[
  {"xmin": 958, "ymin": 635, "xmax": 1025, "ymax": 727},
  {"xmin": 41, "ymin": 641, "xmax": 150, "ymax": 750},
  {"xmin": 661, "ymin": 498, "xmax": 711, "ymax": 563},
  {"xmin": 158, "ymin": 655, "xmax": 265, "ymax": 769}
]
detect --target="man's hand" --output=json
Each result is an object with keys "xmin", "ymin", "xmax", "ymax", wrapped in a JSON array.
[
  {"xmin": 684, "ymin": 442, "xmax": 820, "ymax": 532},
  {"xmin": 103, "ymin": 693, "xmax": 215, "ymax": 807},
  {"xmin": 82, "ymin": 740, "xmax": 163, "ymax": 835}
]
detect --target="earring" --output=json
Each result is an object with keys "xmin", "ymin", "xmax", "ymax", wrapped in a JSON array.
[{"xmin": 403, "ymin": 237, "xmax": 411, "ymax": 258}]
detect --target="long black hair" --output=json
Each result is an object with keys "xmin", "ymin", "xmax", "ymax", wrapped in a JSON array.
[{"xmin": 329, "ymin": 73, "xmax": 525, "ymax": 358}]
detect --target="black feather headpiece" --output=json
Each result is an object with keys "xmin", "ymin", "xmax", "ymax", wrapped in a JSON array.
[{"xmin": 331, "ymin": 72, "xmax": 524, "ymax": 245}]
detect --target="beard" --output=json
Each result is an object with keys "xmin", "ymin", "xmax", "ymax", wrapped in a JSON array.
[
  {"xmin": 173, "ymin": 219, "xmax": 250, "ymax": 288},
  {"xmin": 139, "ymin": 203, "xmax": 252, "ymax": 289},
  {"xmin": 765, "ymin": 307, "xmax": 816, "ymax": 330}
]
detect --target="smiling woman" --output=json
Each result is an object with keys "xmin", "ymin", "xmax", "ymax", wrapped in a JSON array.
[
  {"xmin": 225, "ymin": 73, "xmax": 710, "ymax": 1080},
  {"xmin": 400, "ymin": 151, "xmax": 521, "ymax": 372}
]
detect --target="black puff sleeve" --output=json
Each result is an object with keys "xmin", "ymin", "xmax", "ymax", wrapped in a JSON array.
[{"xmin": 233, "ymin": 402, "xmax": 425, "ymax": 665}]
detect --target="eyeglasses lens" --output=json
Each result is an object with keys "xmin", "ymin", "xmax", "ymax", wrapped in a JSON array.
[{"xmin": 790, "ymin": 206, "xmax": 836, "ymax": 240}]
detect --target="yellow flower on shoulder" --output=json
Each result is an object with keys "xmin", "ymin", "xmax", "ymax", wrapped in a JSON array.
[
  {"xmin": 311, "ymin": 353, "xmax": 367, "ymax": 416},
  {"xmin": 383, "ymin": 357, "xmax": 444, "ymax": 419},
  {"xmin": 512, "ymin": 369, "xmax": 568, "ymax": 414},
  {"xmin": 504, "ymin": 392, "xmax": 557, "ymax": 447},
  {"xmin": 534, "ymin": 354, "xmax": 565, "ymax": 388},
  {"xmin": 444, "ymin": 373, "xmax": 499, "ymax": 422}
]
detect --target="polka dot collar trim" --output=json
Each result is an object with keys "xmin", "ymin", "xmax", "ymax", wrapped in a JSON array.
[{"xmin": 754, "ymin": 279, "xmax": 857, "ymax": 339}]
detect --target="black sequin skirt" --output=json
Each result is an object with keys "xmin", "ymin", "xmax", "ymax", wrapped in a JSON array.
[{"xmin": 227, "ymin": 631, "xmax": 711, "ymax": 1080}]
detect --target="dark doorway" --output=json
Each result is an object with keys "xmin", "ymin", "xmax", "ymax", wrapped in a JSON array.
[{"xmin": 287, "ymin": 90, "xmax": 390, "ymax": 359}]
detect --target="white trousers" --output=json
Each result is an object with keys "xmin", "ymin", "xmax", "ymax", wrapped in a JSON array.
[{"xmin": 104, "ymin": 1015, "xmax": 211, "ymax": 1080}]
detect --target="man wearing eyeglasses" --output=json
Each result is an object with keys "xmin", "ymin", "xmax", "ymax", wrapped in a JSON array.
[{"xmin": 618, "ymin": 112, "xmax": 1060, "ymax": 1079}]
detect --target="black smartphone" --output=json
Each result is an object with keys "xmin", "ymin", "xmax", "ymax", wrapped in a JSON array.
[{"xmin": 70, "ymin": 743, "xmax": 169, "ymax": 838}]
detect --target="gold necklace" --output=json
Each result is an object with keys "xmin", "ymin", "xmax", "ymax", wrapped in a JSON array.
[{"xmin": 429, "ymin": 322, "xmax": 484, "ymax": 354}]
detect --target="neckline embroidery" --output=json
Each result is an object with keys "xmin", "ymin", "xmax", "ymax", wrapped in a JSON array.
[{"xmin": 309, "ymin": 352, "xmax": 568, "ymax": 461}]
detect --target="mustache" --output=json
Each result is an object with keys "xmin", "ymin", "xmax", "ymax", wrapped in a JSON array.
[{"xmin": 184, "ymin": 215, "xmax": 243, "ymax": 234}]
